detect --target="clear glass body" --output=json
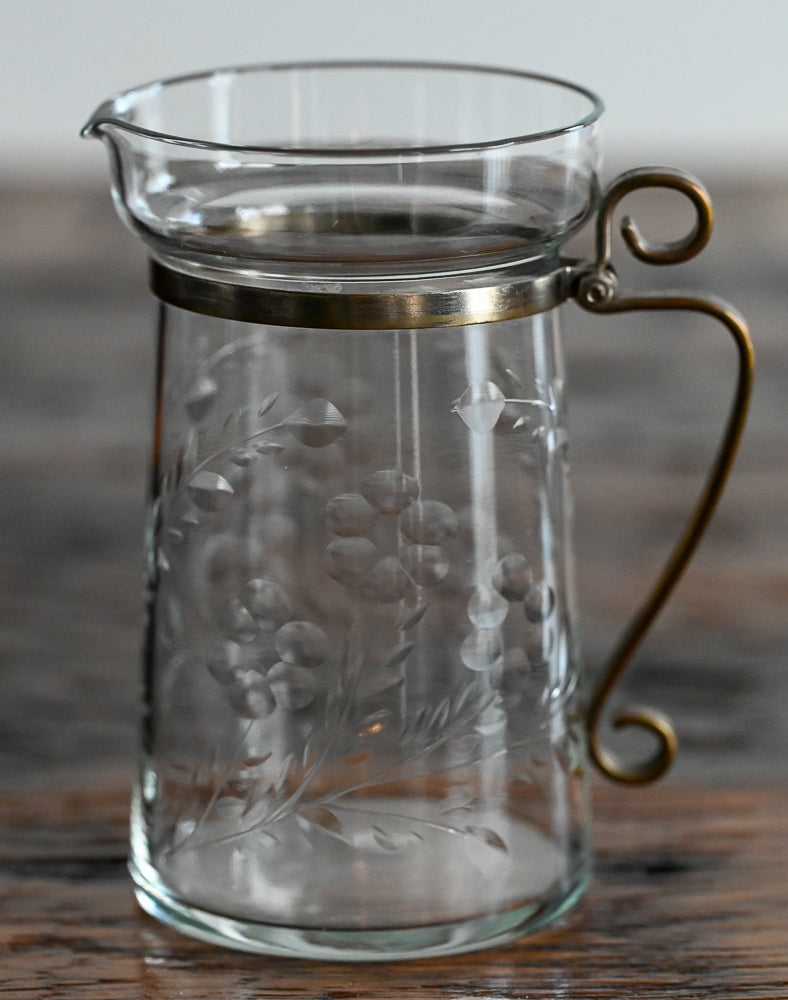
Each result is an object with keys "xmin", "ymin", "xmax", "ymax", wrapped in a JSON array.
[
  {"xmin": 131, "ymin": 305, "xmax": 590, "ymax": 957},
  {"xmin": 84, "ymin": 61, "xmax": 602, "ymax": 960}
]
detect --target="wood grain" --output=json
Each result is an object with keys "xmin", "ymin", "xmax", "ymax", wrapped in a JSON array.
[{"xmin": 1, "ymin": 782, "xmax": 786, "ymax": 998}]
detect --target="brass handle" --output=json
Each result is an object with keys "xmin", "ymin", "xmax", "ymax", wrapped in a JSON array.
[{"xmin": 572, "ymin": 167, "xmax": 755, "ymax": 784}]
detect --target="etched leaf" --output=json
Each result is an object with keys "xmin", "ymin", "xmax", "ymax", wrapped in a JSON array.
[
  {"xmin": 396, "ymin": 600, "xmax": 430, "ymax": 630},
  {"xmin": 257, "ymin": 391, "xmax": 280, "ymax": 417},
  {"xmin": 296, "ymin": 807, "xmax": 348, "ymax": 844},
  {"xmin": 441, "ymin": 800, "xmax": 476, "ymax": 816},
  {"xmin": 254, "ymin": 440, "xmax": 285, "ymax": 455},
  {"xmin": 301, "ymin": 731, "xmax": 323, "ymax": 769},
  {"xmin": 412, "ymin": 705, "xmax": 430, "ymax": 735},
  {"xmin": 398, "ymin": 705, "xmax": 428, "ymax": 744},
  {"xmin": 171, "ymin": 427, "xmax": 199, "ymax": 490},
  {"xmin": 188, "ymin": 471, "xmax": 234, "ymax": 512},
  {"xmin": 273, "ymin": 752, "xmax": 296, "ymax": 794},
  {"xmin": 452, "ymin": 681, "xmax": 480, "ymax": 717},
  {"xmin": 380, "ymin": 642, "xmax": 415, "ymax": 672},
  {"xmin": 182, "ymin": 427, "xmax": 199, "ymax": 474},
  {"xmin": 505, "ymin": 366, "xmax": 524, "ymax": 388},
  {"xmin": 253, "ymin": 827, "xmax": 279, "ymax": 846},
  {"xmin": 465, "ymin": 825, "xmax": 509, "ymax": 853},
  {"xmin": 454, "ymin": 690, "xmax": 496, "ymax": 724},
  {"xmin": 240, "ymin": 753, "xmax": 273, "ymax": 769},
  {"xmin": 222, "ymin": 408, "xmax": 249, "ymax": 434},
  {"xmin": 170, "ymin": 456, "xmax": 183, "ymax": 491},
  {"xmin": 371, "ymin": 825, "xmax": 400, "ymax": 852},
  {"xmin": 229, "ymin": 446, "xmax": 259, "ymax": 467},
  {"xmin": 363, "ymin": 669, "xmax": 406, "ymax": 700},
  {"xmin": 428, "ymin": 697, "xmax": 452, "ymax": 732}
]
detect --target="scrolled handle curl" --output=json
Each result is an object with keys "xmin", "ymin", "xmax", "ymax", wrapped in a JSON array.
[
  {"xmin": 588, "ymin": 705, "xmax": 678, "ymax": 785},
  {"xmin": 595, "ymin": 167, "xmax": 714, "ymax": 269}
]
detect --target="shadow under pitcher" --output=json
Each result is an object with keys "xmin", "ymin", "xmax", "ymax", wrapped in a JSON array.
[{"xmin": 82, "ymin": 61, "xmax": 753, "ymax": 960}]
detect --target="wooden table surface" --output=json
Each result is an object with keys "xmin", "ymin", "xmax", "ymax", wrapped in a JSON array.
[{"xmin": 1, "ymin": 179, "xmax": 787, "ymax": 997}]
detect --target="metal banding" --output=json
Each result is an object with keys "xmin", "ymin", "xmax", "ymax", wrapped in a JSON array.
[{"xmin": 149, "ymin": 259, "xmax": 574, "ymax": 329}]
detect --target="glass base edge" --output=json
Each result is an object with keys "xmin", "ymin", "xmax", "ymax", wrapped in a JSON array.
[{"xmin": 129, "ymin": 860, "xmax": 591, "ymax": 961}]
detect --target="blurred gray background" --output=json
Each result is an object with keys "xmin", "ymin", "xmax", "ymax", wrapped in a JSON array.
[
  {"xmin": 2, "ymin": 0, "xmax": 786, "ymax": 790},
  {"xmin": 3, "ymin": 0, "xmax": 787, "ymax": 181}
]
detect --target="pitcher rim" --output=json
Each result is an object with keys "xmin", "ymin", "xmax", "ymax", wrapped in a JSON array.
[{"xmin": 81, "ymin": 59, "xmax": 604, "ymax": 157}]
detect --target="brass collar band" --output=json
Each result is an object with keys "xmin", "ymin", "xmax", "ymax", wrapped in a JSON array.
[{"xmin": 149, "ymin": 258, "xmax": 575, "ymax": 330}]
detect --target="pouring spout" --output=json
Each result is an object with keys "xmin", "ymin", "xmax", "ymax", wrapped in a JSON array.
[
  {"xmin": 79, "ymin": 96, "xmax": 156, "ymax": 246},
  {"xmin": 80, "ymin": 99, "xmax": 123, "ymax": 140}
]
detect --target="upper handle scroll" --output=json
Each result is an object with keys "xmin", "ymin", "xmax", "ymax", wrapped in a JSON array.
[{"xmin": 594, "ymin": 167, "xmax": 714, "ymax": 268}]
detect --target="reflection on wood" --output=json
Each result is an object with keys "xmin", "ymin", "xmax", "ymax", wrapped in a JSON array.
[{"xmin": 1, "ymin": 782, "xmax": 786, "ymax": 998}]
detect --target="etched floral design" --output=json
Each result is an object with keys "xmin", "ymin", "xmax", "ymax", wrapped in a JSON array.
[
  {"xmin": 160, "ymin": 387, "xmax": 347, "ymax": 525},
  {"xmin": 155, "ymin": 357, "xmax": 566, "ymax": 863},
  {"xmin": 452, "ymin": 376, "xmax": 558, "ymax": 441},
  {"xmin": 321, "ymin": 468, "xmax": 460, "ymax": 608},
  {"xmin": 451, "ymin": 380, "xmax": 506, "ymax": 434}
]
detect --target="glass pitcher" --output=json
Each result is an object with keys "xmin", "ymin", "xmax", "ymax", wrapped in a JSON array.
[{"xmin": 82, "ymin": 62, "xmax": 752, "ymax": 960}]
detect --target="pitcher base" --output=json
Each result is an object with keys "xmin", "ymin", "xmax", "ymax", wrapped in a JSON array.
[{"xmin": 129, "ymin": 861, "xmax": 590, "ymax": 961}]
